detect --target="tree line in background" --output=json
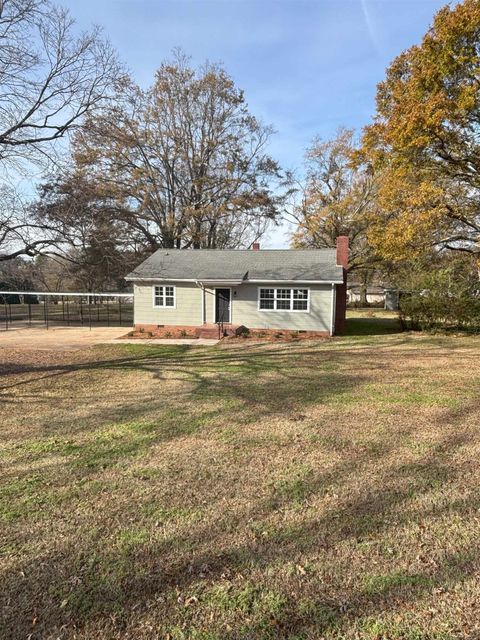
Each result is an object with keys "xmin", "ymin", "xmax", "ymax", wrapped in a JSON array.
[{"xmin": 1, "ymin": 0, "xmax": 479, "ymax": 321}]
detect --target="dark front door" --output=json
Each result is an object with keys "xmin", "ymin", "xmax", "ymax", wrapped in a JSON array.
[{"xmin": 215, "ymin": 288, "xmax": 231, "ymax": 323}]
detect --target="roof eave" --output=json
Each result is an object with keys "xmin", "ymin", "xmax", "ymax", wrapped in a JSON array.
[
  {"xmin": 246, "ymin": 278, "xmax": 343, "ymax": 284},
  {"xmin": 125, "ymin": 276, "xmax": 343, "ymax": 284}
]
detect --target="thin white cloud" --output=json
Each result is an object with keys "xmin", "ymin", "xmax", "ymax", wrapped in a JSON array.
[{"xmin": 360, "ymin": 0, "xmax": 383, "ymax": 57}]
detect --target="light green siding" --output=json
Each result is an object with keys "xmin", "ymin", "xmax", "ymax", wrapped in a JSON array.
[
  {"xmin": 231, "ymin": 284, "xmax": 332, "ymax": 331},
  {"xmin": 133, "ymin": 282, "xmax": 333, "ymax": 331},
  {"xmin": 134, "ymin": 282, "xmax": 202, "ymax": 326}
]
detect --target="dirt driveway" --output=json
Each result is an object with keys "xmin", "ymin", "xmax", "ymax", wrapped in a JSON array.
[
  {"xmin": 0, "ymin": 326, "xmax": 219, "ymax": 350},
  {"xmin": 0, "ymin": 326, "xmax": 130, "ymax": 351}
]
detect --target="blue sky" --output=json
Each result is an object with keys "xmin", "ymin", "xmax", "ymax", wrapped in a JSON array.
[{"xmin": 62, "ymin": 0, "xmax": 451, "ymax": 246}]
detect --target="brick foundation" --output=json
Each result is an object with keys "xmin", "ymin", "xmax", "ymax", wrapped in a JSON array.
[
  {"xmin": 131, "ymin": 324, "xmax": 330, "ymax": 341},
  {"xmin": 133, "ymin": 324, "xmax": 199, "ymax": 338},
  {"xmin": 241, "ymin": 328, "xmax": 330, "ymax": 341}
]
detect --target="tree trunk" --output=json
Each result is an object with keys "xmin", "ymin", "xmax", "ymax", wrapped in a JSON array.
[{"xmin": 359, "ymin": 284, "xmax": 368, "ymax": 307}]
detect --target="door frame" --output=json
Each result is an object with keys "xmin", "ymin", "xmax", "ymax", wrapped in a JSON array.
[{"xmin": 213, "ymin": 287, "xmax": 232, "ymax": 323}]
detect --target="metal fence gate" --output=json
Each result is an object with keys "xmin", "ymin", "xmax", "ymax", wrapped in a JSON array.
[{"xmin": 0, "ymin": 291, "xmax": 134, "ymax": 330}]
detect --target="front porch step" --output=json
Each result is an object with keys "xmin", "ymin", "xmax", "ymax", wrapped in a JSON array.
[{"xmin": 195, "ymin": 323, "xmax": 241, "ymax": 339}]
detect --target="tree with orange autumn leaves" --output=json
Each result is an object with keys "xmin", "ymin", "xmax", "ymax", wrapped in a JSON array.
[{"xmin": 360, "ymin": 0, "xmax": 480, "ymax": 262}]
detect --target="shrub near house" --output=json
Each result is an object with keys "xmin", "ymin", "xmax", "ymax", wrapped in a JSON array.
[{"xmin": 399, "ymin": 265, "xmax": 480, "ymax": 332}]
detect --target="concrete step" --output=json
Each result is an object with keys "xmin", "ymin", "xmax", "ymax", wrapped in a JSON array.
[
  {"xmin": 195, "ymin": 324, "xmax": 242, "ymax": 339},
  {"xmin": 197, "ymin": 332, "xmax": 219, "ymax": 339}
]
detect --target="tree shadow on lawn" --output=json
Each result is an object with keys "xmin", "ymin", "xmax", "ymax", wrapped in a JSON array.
[
  {"xmin": 0, "ymin": 333, "xmax": 474, "ymax": 399},
  {"xmin": 0, "ymin": 337, "xmax": 440, "ymax": 402},
  {"xmin": 1, "ymin": 405, "xmax": 478, "ymax": 639},
  {"xmin": 344, "ymin": 315, "xmax": 402, "ymax": 337},
  {"xmin": 3, "ymin": 349, "xmax": 371, "ymax": 473},
  {"xmin": 0, "ymin": 341, "xmax": 369, "ymax": 411}
]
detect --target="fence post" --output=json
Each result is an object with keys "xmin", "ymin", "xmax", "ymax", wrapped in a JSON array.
[
  {"xmin": 45, "ymin": 295, "xmax": 49, "ymax": 329},
  {"xmin": 3, "ymin": 300, "xmax": 8, "ymax": 331},
  {"xmin": 119, "ymin": 297, "xmax": 122, "ymax": 325},
  {"xmin": 88, "ymin": 295, "xmax": 92, "ymax": 330},
  {"xmin": 28, "ymin": 302, "xmax": 32, "ymax": 327}
]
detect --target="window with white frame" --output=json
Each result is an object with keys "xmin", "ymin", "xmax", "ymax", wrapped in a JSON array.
[
  {"xmin": 153, "ymin": 285, "xmax": 175, "ymax": 308},
  {"xmin": 258, "ymin": 288, "xmax": 309, "ymax": 312}
]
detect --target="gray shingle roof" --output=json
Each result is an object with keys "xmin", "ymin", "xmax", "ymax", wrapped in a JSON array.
[{"xmin": 126, "ymin": 249, "xmax": 343, "ymax": 283}]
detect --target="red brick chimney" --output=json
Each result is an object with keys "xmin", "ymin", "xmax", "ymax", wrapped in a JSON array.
[
  {"xmin": 334, "ymin": 236, "xmax": 349, "ymax": 334},
  {"xmin": 252, "ymin": 242, "xmax": 260, "ymax": 250},
  {"xmin": 336, "ymin": 235, "xmax": 349, "ymax": 269}
]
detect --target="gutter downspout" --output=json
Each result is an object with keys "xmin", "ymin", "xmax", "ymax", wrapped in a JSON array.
[{"xmin": 330, "ymin": 282, "xmax": 336, "ymax": 337}]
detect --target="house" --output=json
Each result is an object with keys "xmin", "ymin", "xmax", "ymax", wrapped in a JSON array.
[
  {"xmin": 347, "ymin": 285, "xmax": 386, "ymax": 307},
  {"xmin": 125, "ymin": 236, "xmax": 348, "ymax": 337}
]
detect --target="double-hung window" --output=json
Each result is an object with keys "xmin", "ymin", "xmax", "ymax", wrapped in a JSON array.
[
  {"xmin": 153, "ymin": 285, "xmax": 175, "ymax": 308},
  {"xmin": 258, "ymin": 288, "xmax": 309, "ymax": 312}
]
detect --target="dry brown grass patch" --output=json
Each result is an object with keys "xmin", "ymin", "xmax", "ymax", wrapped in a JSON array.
[{"xmin": 1, "ymin": 334, "xmax": 480, "ymax": 639}]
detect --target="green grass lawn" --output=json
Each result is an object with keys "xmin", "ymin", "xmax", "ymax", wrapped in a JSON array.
[
  {"xmin": 345, "ymin": 308, "xmax": 402, "ymax": 336},
  {"xmin": 1, "ymin": 319, "xmax": 480, "ymax": 639}
]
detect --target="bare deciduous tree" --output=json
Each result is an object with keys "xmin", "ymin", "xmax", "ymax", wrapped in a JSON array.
[
  {"xmin": 290, "ymin": 129, "xmax": 377, "ymax": 267},
  {"xmin": 0, "ymin": 0, "xmax": 119, "ymax": 261},
  {"xmin": 68, "ymin": 51, "xmax": 282, "ymax": 250},
  {"xmin": 289, "ymin": 129, "xmax": 382, "ymax": 304},
  {"xmin": 0, "ymin": 185, "xmax": 61, "ymax": 261}
]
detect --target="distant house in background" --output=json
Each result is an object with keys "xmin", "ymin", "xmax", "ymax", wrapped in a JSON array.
[
  {"xmin": 125, "ymin": 237, "xmax": 349, "ymax": 337},
  {"xmin": 347, "ymin": 284, "xmax": 401, "ymax": 310},
  {"xmin": 347, "ymin": 285, "xmax": 385, "ymax": 307}
]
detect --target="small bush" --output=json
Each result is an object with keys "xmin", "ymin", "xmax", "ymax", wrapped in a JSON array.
[
  {"xmin": 164, "ymin": 331, "xmax": 172, "ymax": 338},
  {"xmin": 180, "ymin": 329, "xmax": 187, "ymax": 337},
  {"xmin": 399, "ymin": 265, "xmax": 480, "ymax": 333},
  {"xmin": 401, "ymin": 294, "xmax": 480, "ymax": 332}
]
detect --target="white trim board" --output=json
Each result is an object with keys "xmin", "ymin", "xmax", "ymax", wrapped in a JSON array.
[
  {"xmin": 126, "ymin": 277, "xmax": 342, "ymax": 284},
  {"xmin": 330, "ymin": 283, "xmax": 336, "ymax": 336}
]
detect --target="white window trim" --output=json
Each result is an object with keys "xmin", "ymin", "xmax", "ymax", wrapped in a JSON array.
[
  {"xmin": 330, "ymin": 282, "xmax": 336, "ymax": 336},
  {"xmin": 152, "ymin": 284, "xmax": 176, "ymax": 309},
  {"xmin": 257, "ymin": 287, "xmax": 310, "ymax": 313}
]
